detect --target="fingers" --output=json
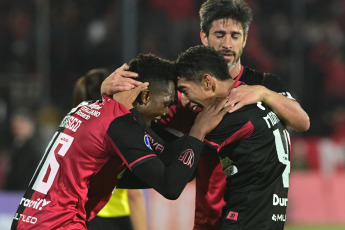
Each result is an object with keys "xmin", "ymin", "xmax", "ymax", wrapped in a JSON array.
[
  {"xmin": 117, "ymin": 63, "xmax": 138, "ymax": 78},
  {"xmin": 125, "ymin": 77, "xmax": 142, "ymax": 87},
  {"xmin": 119, "ymin": 63, "xmax": 129, "ymax": 70},
  {"xmin": 216, "ymin": 98, "xmax": 230, "ymax": 111},
  {"xmin": 228, "ymin": 101, "xmax": 244, "ymax": 113},
  {"xmin": 133, "ymin": 82, "xmax": 149, "ymax": 94}
]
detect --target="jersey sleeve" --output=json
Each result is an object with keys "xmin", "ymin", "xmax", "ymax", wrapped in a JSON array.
[{"xmin": 106, "ymin": 112, "xmax": 204, "ymax": 199}]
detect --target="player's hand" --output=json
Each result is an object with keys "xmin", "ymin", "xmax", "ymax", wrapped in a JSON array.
[
  {"xmin": 101, "ymin": 63, "xmax": 143, "ymax": 96},
  {"xmin": 226, "ymin": 85, "xmax": 267, "ymax": 113},
  {"xmin": 189, "ymin": 98, "xmax": 231, "ymax": 141},
  {"xmin": 113, "ymin": 82, "xmax": 149, "ymax": 109}
]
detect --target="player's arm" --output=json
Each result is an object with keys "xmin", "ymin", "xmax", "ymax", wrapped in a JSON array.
[
  {"xmin": 128, "ymin": 189, "xmax": 147, "ymax": 230},
  {"xmin": 108, "ymin": 99, "xmax": 231, "ymax": 199},
  {"xmin": 227, "ymin": 85, "xmax": 310, "ymax": 132}
]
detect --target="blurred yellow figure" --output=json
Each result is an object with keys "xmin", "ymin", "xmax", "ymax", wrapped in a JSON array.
[{"xmin": 97, "ymin": 189, "xmax": 130, "ymax": 218}]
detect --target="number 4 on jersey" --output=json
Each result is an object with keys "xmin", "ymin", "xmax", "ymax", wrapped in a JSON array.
[
  {"xmin": 273, "ymin": 129, "xmax": 290, "ymax": 188},
  {"xmin": 32, "ymin": 132, "xmax": 74, "ymax": 194}
]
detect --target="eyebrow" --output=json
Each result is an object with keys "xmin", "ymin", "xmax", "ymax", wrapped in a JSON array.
[{"xmin": 214, "ymin": 30, "xmax": 242, "ymax": 35}]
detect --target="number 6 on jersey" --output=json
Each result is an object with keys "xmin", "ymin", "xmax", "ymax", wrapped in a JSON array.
[{"xmin": 32, "ymin": 132, "xmax": 74, "ymax": 194}]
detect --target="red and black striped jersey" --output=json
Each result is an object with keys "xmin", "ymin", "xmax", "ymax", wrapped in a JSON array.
[
  {"xmin": 11, "ymin": 96, "xmax": 203, "ymax": 230},
  {"xmin": 204, "ymin": 100, "xmax": 290, "ymax": 230},
  {"xmin": 193, "ymin": 66, "xmax": 292, "ymax": 230}
]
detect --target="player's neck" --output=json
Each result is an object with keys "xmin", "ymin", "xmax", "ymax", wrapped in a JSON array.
[
  {"xmin": 215, "ymin": 78, "xmax": 236, "ymax": 99},
  {"xmin": 229, "ymin": 59, "xmax": 242, "ymax": 79}
]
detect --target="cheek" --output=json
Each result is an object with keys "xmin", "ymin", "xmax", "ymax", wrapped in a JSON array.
[
  {"xmin": 210, "ymin": 41, "xmax": 221, "ymax": 50},
  {"xmin": 207, "ymin": 38, "xmax": 220, "ymax": 49}
]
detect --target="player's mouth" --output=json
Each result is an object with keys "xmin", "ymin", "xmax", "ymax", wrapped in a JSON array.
[{"xmin": 220, "ymin": 50, "xmax": 235, "ymax": 60}]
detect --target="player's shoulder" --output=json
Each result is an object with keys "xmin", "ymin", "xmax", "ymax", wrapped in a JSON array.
[
  {"xmin": 242, "ymin": 66, "xmax": 279, "ymax": 84},
  {"xmin": 242, "ymin": 66, "xmax": 288, "ymax": 93}
]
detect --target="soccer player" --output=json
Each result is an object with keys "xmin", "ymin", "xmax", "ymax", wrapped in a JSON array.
[
  {"xmin": 11, "ymin": 54, "xmax": 230, "ymax": 230},
  {"xmin": 101, "ymin": 1, "xmax": 310, "ymax": 229},
  {"xmin": 73, "ymin": 68, "xmax": 146, "ymax": 230},
  {"xmin": 177, "ymin": 45, "xmax": 290, "ymax": 230}
]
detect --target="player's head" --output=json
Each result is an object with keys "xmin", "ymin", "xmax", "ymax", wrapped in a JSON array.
[
  {"xmin": 128, "ymin": 53, "xmax": 176, "ymax": 126},
  {"xmin": 199, "ymin": 0, "xmax": 253, "ymax": 70},
  {"xmin": 73, "ymin": 68, "xmax": 110, "ymax": 106},
  {"xmin": 176, "ymin": 45, "xmax": 231, "ymax": 108}
]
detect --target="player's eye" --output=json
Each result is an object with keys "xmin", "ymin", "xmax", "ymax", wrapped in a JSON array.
[{"xmin": 215, "ymin": 33, "xmax": 224, "ymax": 38}]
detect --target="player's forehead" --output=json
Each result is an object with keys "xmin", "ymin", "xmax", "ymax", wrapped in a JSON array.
[
  {"xmin": 155, "ymin": 81, "xmax": 175, "ymax": 101},
  {"xmin": 177, "ymin": 78, "xmax": 198, "ymax": 91},
  {"xmin": 209, "ymin": 18, "xmax": 244, "ymax": 34}
]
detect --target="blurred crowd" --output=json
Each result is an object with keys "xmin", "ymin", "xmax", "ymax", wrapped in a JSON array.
[{"xmin": 0, "ymin": 0, "xmax": 344, "ymax": 190}]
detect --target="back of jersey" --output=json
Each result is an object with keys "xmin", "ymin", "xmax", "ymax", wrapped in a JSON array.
[{"xmin": 11, "ymin": 98, "xmax": 130, "ymax": 230}]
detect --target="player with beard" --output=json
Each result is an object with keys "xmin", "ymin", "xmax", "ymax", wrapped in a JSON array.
[
  {"xmin": 101, "ymin": 1, "xmax": 310, "ymax": 229},
  {"xmin": 11, "ymin": 54, "xmax": 230, "ymax": 230},
  {"xmin": 176, "ymin": 45, "xmax": 290, "ymax": 230}
]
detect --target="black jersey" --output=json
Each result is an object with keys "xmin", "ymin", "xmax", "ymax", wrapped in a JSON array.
[
  {"xmin": 237, "ymin": 66, "xmax": 295, "ymax": 100},
  {"xmin": 204, "ymin": 96, "xmax": 290, "ymax": 230},
  {"xmin": 11, "ymin": 97, "xmax": 203, "ymax": 230}
]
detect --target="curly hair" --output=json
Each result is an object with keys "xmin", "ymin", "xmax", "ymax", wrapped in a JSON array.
[
  {"xmin": 199, "ymin": 0, "xmax": 253, "ymax": 36},
  {"xmin": 176, "ymin": 45, "xmax": 230, "ymax": 82},
  {"xmin": 128, "ymin": 53, "xmax": 176, "ymax": 93}
]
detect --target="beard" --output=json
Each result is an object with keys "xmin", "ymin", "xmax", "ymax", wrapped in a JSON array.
[
  {"xmin": 228, "ymin": 59, "xmax": 238, "ymax": 71},
  {"xmin": 218, "ymin": 46, "xmax": 243, "ymax": 71}
]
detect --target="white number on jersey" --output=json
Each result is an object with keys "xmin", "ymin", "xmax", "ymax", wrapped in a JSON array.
[
  {"xmin": 273, "ymin": 129, "xmax": 290, "ymax": 188},
  {"xmin": 32, "ymin": 132, "xmax": 74, "ymax": 194}
]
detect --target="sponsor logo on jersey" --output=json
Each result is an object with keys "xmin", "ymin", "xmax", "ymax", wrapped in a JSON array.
[
  {"xmin": 178, "ymin": 149, "xmax": 194, "ymax": 168},
  {"xmin": 226, "ymin": 211, "xmax": 238, "ymax": 221},
  {"xmin": 19, "ymin": 197, "xmax": 51, "ymax": 211},
  {"xmin": 144, "ymin": 135, "xmax": 152, "ymax": 150},
  {"xmin": 272, "ymin": 214, "xmax": 286, "ymax": 222},
  {"xmin": 144, "ymin": 134, "xmax": 164, "ymax": 153},
  {"xmin": 263, "ymin": 111, "xmax": 280, "ymax": 128},
  {"xmin": 273, "ymin": 194, "xmax": 288, "ymax": 207},
  {"xmin": 13, "ymin": 213, "xmax": 38, "ymax": 224}
]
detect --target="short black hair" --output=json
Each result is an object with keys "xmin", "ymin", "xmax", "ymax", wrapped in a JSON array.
[
  {"xmin": 199, "ymin": 0, "xmax": 253, "ymax": 36},
  {"xmin": 176, "ymin": 45, "xmax": 230, "ymax": 82},
  {"xmin": 128, "ymin": 53, "xmax": 176, "ymax": 94}
]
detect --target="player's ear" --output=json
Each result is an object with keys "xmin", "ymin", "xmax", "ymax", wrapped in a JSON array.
[
  {"xmin": 200, "ymin": 30, "xmax": 209, "ymax": 46},
  {"xmin": 140, "ymin": 89, "xmax": 151, "ymax": 105},
  {"xmin": 201, "ymin": 74, "xmax": 214, "ymax": 91}
]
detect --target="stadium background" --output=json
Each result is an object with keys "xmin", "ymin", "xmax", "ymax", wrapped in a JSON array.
[{"xmin": 0, "ymin": 0, "xmax": 344, "ymax": 229}]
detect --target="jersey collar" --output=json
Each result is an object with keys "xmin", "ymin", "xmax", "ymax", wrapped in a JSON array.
[{"xmin": 233, "ymin": 65, "xmax": 244, "ymax": 81}]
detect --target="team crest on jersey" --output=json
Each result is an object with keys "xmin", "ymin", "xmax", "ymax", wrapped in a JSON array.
[
  {"xmin": 178, "ymin": 149, "xmax": 194, "ymax": 168},
  {"xmin": 226, "ymin": 211, "xmax": 238, "ymax": 221},
  {"xmin": 144, "ymin": 135, "xmax": 152, "ymax": 150}
]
